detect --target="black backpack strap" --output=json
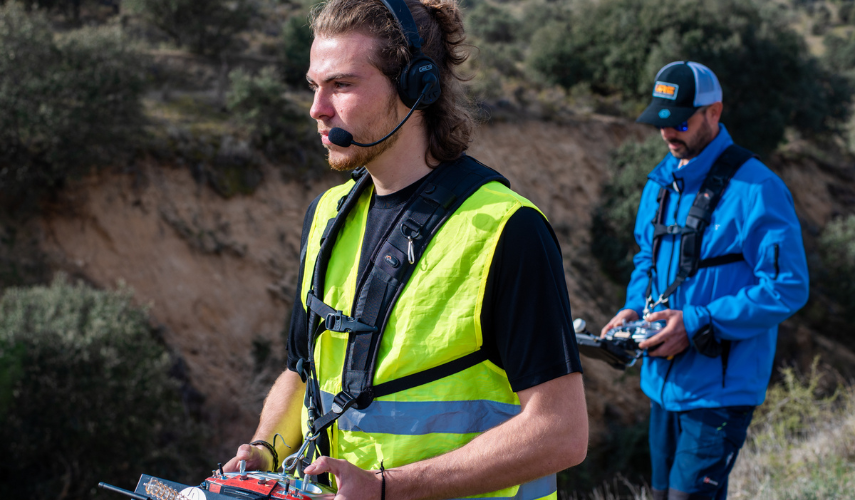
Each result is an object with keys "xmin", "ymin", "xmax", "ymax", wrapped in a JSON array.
[
  {"xmin": 306, "ymin": 167, "xmax": 373, "ymax": 344},
  {"xmin": 647, "ymin": 145, "xmax": 756, "ymax": 311},
  {"xmin": 650, "ymin": 186, "xmax": 670, "ymax": 268},
  {"xmin": 677, "ymin": 144, "xmax": 755, "ymax": 278},
  {"xmin": 644, "ymin": 187, "xmax": 670, "ymax": 309},
  {"xmin": 307, "ymin": 156, "xmax": 509, "ymax": 434},
  {"xmin": 303, "ymin": 167, "xmax": 373, "ymax": 434},
  {"xmin": 372, "ymin": 349, "xmax": 489, "ymax": 398}
]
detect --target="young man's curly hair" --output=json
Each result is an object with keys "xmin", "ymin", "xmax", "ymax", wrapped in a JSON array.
[{"xmin": 310, "ymin": 0, "xmax": 474, "ymax": 165}]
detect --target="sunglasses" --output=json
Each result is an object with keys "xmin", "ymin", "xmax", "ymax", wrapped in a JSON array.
[{"xmin": 659, "ymin": 106, "xmax": 709, "ymax": 133}]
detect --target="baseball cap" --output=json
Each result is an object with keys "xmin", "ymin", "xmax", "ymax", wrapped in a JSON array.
[{"xmin": 636, "ymin": 61, "xmax": 722, "ymax": 128}]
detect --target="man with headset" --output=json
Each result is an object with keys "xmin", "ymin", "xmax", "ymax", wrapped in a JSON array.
[
  {"xmin": 601, "ymin": 62, "xmax": 809, "ymax": 500},
  {"xmin": 224, "ymin": 1, "xmax": 588, "ymax": 500}
]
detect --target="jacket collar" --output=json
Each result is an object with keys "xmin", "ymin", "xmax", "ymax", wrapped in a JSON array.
[{"xmin": 648, "ymin": 124, "xmax": 734, "ymax": 194}]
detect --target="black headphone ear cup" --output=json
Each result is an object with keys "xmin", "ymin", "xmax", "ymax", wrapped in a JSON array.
[{"xmin": 397, "ymin": 54, "xmax": 442, "ymax": 110}]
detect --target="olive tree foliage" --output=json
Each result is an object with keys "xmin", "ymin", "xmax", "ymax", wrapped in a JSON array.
[
  {"xmin": 527, "ymin": 0, "xmax": 852, "ymax": 155},
  {"xmin": 0, "ymin": 277, "xmax": 209, "ymax": 500},
  {"xmin": 0, "ymin": 2, "xmax": 146, "ymax": 203},
  {"xmin": 591, "ymin": 135, "xmax": 668, "ymax": 284},
  {"xmin": 131, "ymin": 0, "xmax": 255, "ymax": 56}
]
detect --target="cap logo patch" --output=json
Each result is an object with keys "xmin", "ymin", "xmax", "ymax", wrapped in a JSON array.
[
  {"xmin": 658, "ymin": 109, "xmax": 671, "ymax": 119},
  {"xmin": 653, "ymin": 81, "xmax": 679, "ymax": 100}
]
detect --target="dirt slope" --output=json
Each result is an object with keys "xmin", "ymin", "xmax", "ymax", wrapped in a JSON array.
[
  {"xmin": 37, "ymin": 115, "xmax": 855, "ymax": 463},
  {"xmin": 35, "ymin": 116, "xmax": 650, "ymax": 458}
]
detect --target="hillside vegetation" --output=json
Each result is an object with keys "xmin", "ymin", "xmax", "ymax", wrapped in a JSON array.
[{"xmin": 1, "ymin": 0, "xmax": 855, "ymax": 499}]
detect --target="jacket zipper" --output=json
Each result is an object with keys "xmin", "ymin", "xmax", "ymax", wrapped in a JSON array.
[{"xmin": 773, "ymin": 244, "xmax": 780, "ymax": 279}]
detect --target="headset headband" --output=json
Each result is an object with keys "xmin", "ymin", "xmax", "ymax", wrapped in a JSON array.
[{"xmin": 379, "ymin": 0, "xmax": 423, "ymax": 51}]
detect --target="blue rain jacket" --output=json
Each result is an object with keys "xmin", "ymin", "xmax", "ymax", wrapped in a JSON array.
[{"xmin": 622, "ymin": 125, "xmax": 809, "ymax": 411}]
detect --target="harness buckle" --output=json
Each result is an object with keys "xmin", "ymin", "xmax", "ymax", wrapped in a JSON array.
[
  {"xmin": 331, "ymin": 391, "xmax": 358, "ymax": 415},
  {"xmin": 325, "ymin": 312, "xmax": 377, "ymax": 333},
  {"xmin": 643, "ymin": 294, "xmax": 669, "ymax": 317}
]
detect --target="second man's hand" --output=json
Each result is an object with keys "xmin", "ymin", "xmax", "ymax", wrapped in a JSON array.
[
  {"xmin": 303, "ymin": 457, "xmax": 382, "ymax": 500},
  {"xmin": 600, "ymin": 309, "xmax": 639, "ymax": 338},
  {"xmin": 638, "ymin": 309, "xmax": 689, "ymax": 357}
]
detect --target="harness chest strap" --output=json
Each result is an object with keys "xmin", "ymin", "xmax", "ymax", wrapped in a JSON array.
[
  {"xmin": 304, "ymin": 156, "xmax": 509, "ymax": 436},
  {"xmin": 644, "ymin": 144, "xmax": 757, "ymax": 312}
]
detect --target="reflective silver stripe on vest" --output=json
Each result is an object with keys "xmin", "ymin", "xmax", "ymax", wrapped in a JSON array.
[
  {"xmin": 321, "ymin": 391, "xmax": 520, "ymax": 435},
  {"xmin": 448, "ymin": 475, "xmax": 557, "ymax": 500}
]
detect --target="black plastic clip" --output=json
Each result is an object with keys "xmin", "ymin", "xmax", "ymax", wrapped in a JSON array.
[
  {"xmin": 331, "ymin": 391, "xmax": 358, "ymax": 415},
  {"xmin": 295, "ymin": 358, "xmax": 308, "ymax": 382},
  {"xmin": 325, "ymin": 312, "xmax": 377, "ymax": 333}
]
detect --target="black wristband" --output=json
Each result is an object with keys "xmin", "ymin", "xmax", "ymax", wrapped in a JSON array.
[
  {"xmin": 250, "ymin": 440, "xmax": 279, "ymax": 472},
  {"xmin": 375, "ymin": 461, "xmax": 386, "ymax": 500}
]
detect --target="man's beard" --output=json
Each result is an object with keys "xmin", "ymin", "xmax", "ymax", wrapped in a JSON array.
[
  {"xmin": 326, "ymin": 96, "xmax": 402, "ymax": 172},
  {"xmin": 668, "ymin": 119, "xmax": 714, "ymax": 159}
]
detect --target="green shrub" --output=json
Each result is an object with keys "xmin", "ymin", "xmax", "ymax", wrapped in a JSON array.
[
  {"xmin": 466, "ymin": 2, "xmax": 520, "ymax": 44},
  {"xmin": 591, "ymin": 135, "xmax": 667, "ymax": 284},
  {"xmin": 818, "ymin": 214, "xmax": 855, "ymax": 321},
  {"xmin": 132, "ymin": 0, "xmax": 255, "ymax": 56},
  {"xmin": 0, "ymin": 3, "xmax": 146, "ymax": 203},
  {"xmin": 823, "ymin": 32, "xmax": 855, "ymax": 76},
  {"xmin": 527, "ymin": 0, "xmax": 852, "ymax": 155},
  {"xmin": 840, "ymin": 1, "xmax": 855, "ymax": 24},
  {"xmin": 518, "ymin": 0, "xmax": 572, "ymax": 42},
  {"xmin": 526, "ymin": 20, "xmax": 591, "ymax": 90},
  {"xmin": 280, "ymin": 14, "xmax": 314, "ymax": 87},
  {"xmin": 0, "ymin": 277, "xmax": 209, "ymax": 500},
  {"xmin": 754, "ymin": 357, "xmax": 840, "ymax": 441},
  {"xmin": 812, "ymin": 4, "xmax": 833, "ymax": 35},
  {"xmin": 227, "ymin": 67, "xmax": 327, "ymax": 174}
]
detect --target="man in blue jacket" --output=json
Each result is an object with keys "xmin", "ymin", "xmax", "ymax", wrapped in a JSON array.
[{"xmin": 601, "ymin": 61, "xmax": 809, "ymax": 500}]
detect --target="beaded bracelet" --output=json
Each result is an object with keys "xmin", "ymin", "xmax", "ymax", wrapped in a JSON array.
[{"xmin": 250, "ymin": 440, "xmax": 279, "ymax": 472}]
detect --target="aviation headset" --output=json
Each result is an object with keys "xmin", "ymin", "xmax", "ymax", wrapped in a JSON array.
[{"xmin": 379, "ymin": 0, "xmax": 442, "ymax": 109}]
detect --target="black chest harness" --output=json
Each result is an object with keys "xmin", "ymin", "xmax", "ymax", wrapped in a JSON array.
[
  {"xmin": 642, "ymin": 144, "xmax": 756, "ymax": 382},
  {"xmin": 297, "ymin": 156, "xmax": 509, "ymax": 455},
  {"xmin": 643, "ymin": 144, "xmax": 756, "ymax": 315}
]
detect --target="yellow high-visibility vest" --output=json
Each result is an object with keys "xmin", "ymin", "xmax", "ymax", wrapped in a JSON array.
[{"xmin": 299, "ymin": 176, "xmax": 557, "ymax": 500}]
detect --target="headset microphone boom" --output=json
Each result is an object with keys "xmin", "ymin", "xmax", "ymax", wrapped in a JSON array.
[{"xmin": 328, "ymin": 73, "xmax": 437, "ymax": 148}]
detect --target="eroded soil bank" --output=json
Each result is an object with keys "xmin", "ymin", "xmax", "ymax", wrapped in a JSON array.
[{"xmin": 30, "ymin": 116, "xmax": 855, "ymax": 461}]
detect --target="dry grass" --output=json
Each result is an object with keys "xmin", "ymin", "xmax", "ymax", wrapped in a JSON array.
[
  {"xmin": 566, "ymin": 476, "xmax": 653, "ymax": 500},
  {"xmin": 573, "ymin": 358, "xmax": 855, "ymax": 500},
  {"xmin": 729, "ymin": 360, "xmax": 855, "ymax": 499}
]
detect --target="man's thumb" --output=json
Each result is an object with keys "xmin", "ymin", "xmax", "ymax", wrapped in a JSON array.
[{"xmin": 645, "ymin": 311, "xmax": 666, "ymax": 322}]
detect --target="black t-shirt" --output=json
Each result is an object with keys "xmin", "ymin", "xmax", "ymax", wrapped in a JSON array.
[{"xmin": 287, "ymin": 175, "xmax": 582, "ymax": 392}]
